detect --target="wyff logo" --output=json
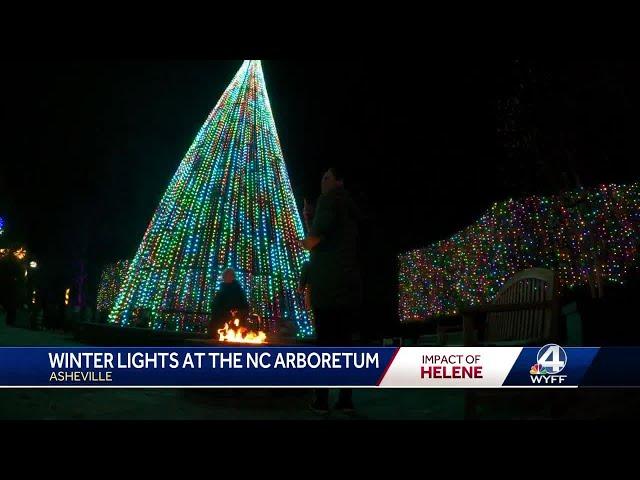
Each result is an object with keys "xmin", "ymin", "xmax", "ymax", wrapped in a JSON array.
[{"xmin": 529, "ymin": 344, "xmax": 568, "ymax": 384}]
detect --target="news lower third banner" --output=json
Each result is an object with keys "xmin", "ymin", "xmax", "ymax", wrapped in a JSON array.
[{"xmin": 0, "ymin": 345, "xmax": 639, "ymax": 388}]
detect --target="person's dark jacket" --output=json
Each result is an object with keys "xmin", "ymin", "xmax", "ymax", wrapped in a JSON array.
[
  {"xmin": 211, "ymin": 280, "xmax": 249, "ymax": 317},
  {"xmin": 308, "ymin": 186, "xmax": 363, "ymax": 309}
]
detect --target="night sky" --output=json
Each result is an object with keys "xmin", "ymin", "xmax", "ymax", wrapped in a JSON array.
[{"xmin": 1, "ymin": 59, "xmax": 639, "ymax": 323}]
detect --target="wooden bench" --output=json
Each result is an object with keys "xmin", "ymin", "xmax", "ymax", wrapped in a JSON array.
[
  {"xmin": 461, "ymin": 267, "xmax": 561, "ymax": 347},
  {"xmin": 414, "ymin": 268, "xmax": 574, "ymax": 417},
  {"xmin": 417, "ymin": 268, "xmax": 561, "ymax": 347},
  {"xmin": 458, "ymin": 267, "xmax": 562, "ymax": 418}
]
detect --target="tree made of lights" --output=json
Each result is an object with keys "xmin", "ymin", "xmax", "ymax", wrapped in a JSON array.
[
  {"xmin": 399, "ymin": 182, "xmax": 640, "ymax": 322},
  {"xmin": 109, "ymin": 60, "xmax": 312, "ymax": 336}
]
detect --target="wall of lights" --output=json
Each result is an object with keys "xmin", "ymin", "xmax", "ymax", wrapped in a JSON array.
[
  {"xmin": 108, "ymin": 60, "xmax": 311, "ymax": 336},
  {"xmin": 399, "ymin": 182, "xmax": 640, "ymax": 321}
]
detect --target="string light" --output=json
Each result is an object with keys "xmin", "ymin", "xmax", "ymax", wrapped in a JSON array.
[
  {"xmin": 0, "ymin": 216, "xmax": 4, "ymax": 236},
  {"xmin": 108, "ymin": 60, "xmax": 312, "ymax": 336},
  {"xmin": 399, "ymin": 182, "xmax": 640, "ymax": 321},
  {"xmin": 97, "ymin": 260, "xmax": 130, "ymax": 312}
]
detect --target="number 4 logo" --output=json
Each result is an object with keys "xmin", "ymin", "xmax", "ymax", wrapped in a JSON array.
[{"xmin": 537, "ymin": 344, "xmax": 567, "ymax": 374}]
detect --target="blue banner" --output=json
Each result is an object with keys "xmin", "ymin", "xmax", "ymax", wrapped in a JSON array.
[
  {"xmin": 0, "ymin": 347, "xmax": 397, "ymax": 387},
  {"xmin": 580, "ymin": 348, "xmax": 640, "ymax": 387},
  {"xmin": 0, "ymin": 346, "xmax": 639, "ymax": 388}
]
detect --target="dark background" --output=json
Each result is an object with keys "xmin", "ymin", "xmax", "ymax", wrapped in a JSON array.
[{"xmin": 1, "ymin": 59, "xmax": 639, "ymax": 334}]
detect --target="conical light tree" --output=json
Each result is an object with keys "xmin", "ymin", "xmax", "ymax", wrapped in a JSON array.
[{"xmin": 108, "ymin": 60, "xmax": 312, "ymax": 337}]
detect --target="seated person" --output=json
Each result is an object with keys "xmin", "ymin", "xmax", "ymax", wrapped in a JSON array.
[{"xmin": 210, "ymin": 268, "xmax": 250, "ymax": 331}]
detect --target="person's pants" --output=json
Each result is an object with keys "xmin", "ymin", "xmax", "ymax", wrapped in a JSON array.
[{"xmin": 312, "ymin": 307, "xmax": 357, "ymax": 407}]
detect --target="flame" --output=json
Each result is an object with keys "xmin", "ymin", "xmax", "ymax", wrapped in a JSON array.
[{"xmin": 218, "ymin": 317, "xmax": 267, "ymax": 344}]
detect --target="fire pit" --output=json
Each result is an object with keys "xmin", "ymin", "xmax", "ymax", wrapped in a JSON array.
[
  {"xmin": 184, "ymin": 313, "xmax": 309, "ymax": 347},
  {"xmin": 217, "ymin": 317, "xmax": 267, "ymax": 344}
]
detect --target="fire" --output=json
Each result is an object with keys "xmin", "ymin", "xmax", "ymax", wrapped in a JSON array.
[{"xmin": 218, "ymin": 318, "xmax": 267, "ymax": 344}]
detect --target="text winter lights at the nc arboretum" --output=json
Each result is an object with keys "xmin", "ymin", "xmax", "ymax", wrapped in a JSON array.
[{"xmin": 48, "ymin": 351, "xmax": 380, "ymax": 370}]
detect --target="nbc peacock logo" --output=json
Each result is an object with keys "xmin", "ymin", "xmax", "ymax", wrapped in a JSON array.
[{"xmin": 529, "ymin": 363, "xmax": 548, "ymax": 375}]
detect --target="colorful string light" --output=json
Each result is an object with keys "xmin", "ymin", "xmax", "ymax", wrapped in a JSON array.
[
  {"xmin": 399, "ymin": 182, "xmax": 640, "ymax": 321},
  {"xmin": 108, "ymin": 60, "xmax": 311, "ymax": 336},
  {"xmin": 0, "ymin": 216, "xmax": 5, "ymax": 236},
  {"xmin": 97, "ymin": 260, "xmax": 130, "ymax": 312}
]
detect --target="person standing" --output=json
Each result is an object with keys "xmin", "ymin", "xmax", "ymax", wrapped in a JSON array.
[
  {"xmin": 301, "ymin": 167, "xmax": 362, "ymax": 414},
  {"xmin": 210, "ymin": 268, "xmax": 250, "ymax": 333}
]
